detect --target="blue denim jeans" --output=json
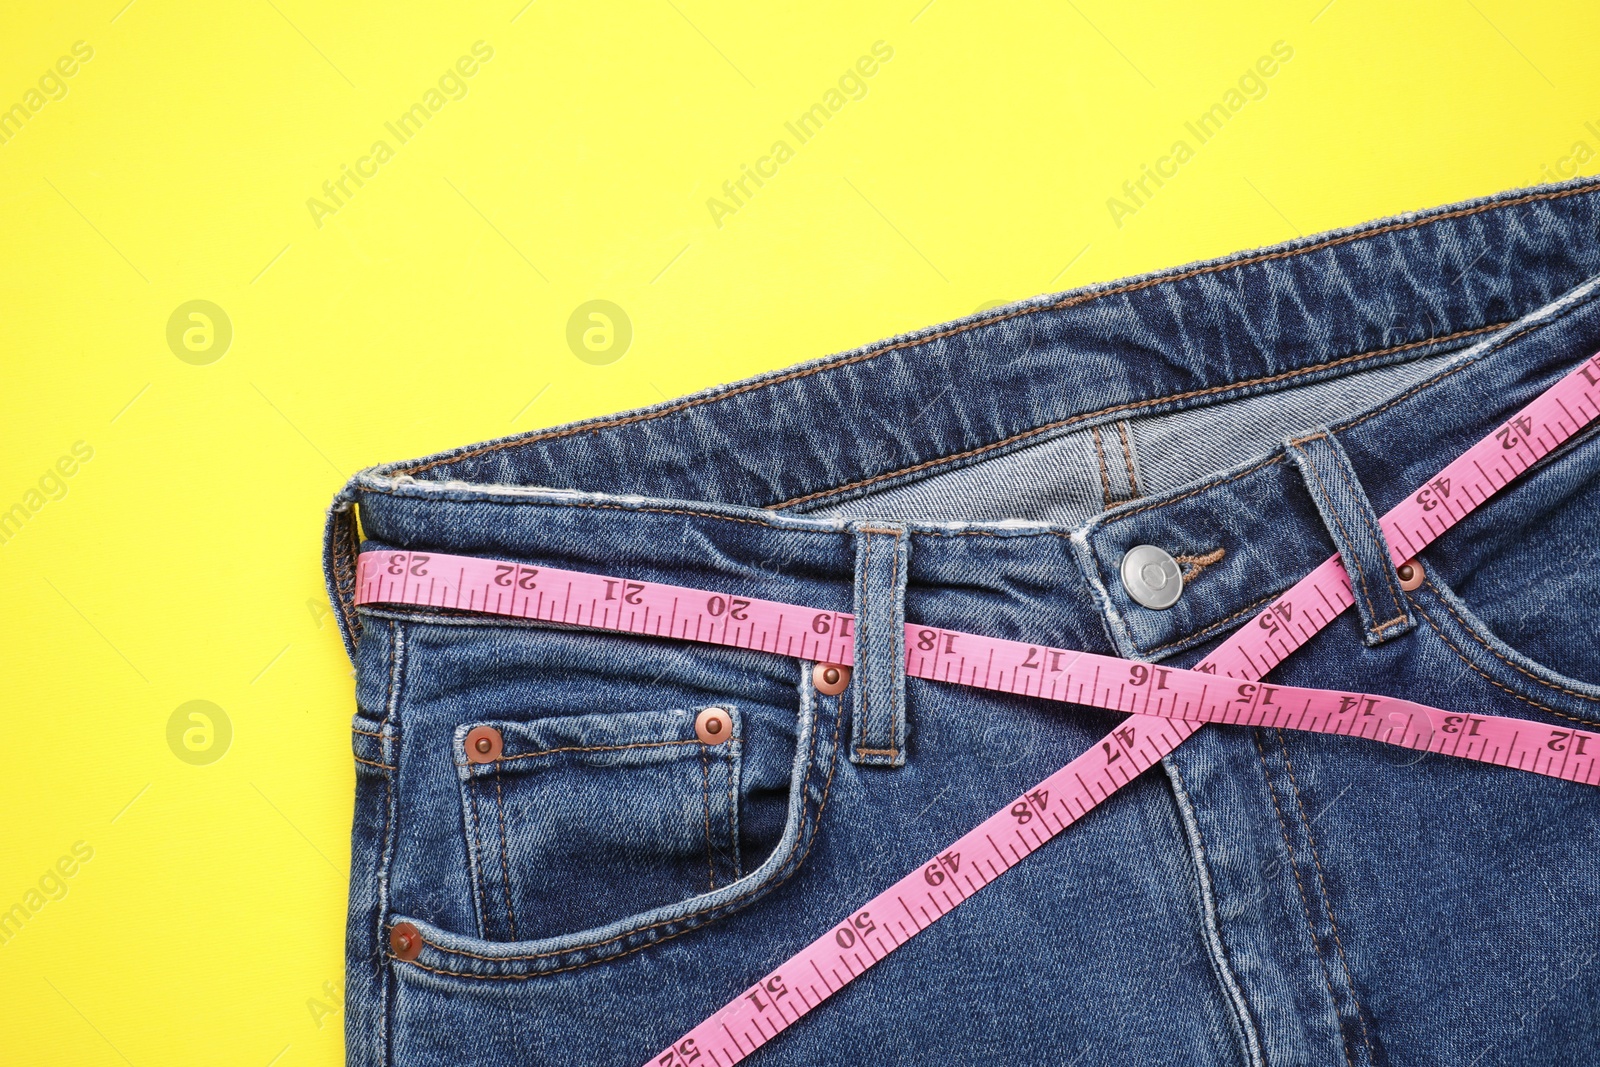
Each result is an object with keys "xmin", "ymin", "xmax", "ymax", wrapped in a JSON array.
[{"xmin": 325, "ymin": 177, "xmax": 1600, "ymax": 1066}]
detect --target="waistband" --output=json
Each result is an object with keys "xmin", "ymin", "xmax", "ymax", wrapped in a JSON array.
[{"xmin": 325, "ymin": 177, "xmax": 1600, "ymax": 667}]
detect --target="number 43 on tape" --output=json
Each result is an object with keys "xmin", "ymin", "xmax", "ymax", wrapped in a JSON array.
[{"xmin": 353, "ymin": 354, "xmax": 1600, "ymax": 1067}]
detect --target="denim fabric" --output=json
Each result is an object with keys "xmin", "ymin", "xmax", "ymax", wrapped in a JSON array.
[
  {"xmin": 1285, "ymin": 430, "xmax": 1416, "ymax": 646},
  {"xmin": 326, "ymin": 177, "xmax": 1600, "ymax": 1066}
]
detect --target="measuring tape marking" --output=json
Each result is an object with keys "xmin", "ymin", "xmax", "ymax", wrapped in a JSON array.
[
  {"xmin": 352, "ymin": 354, "xmax": 1600, "ymax": 1064},
  {"xmin": 633, "ymin": 358, "xmax": 1599, "ymax": 1066},
  {"xmin": 356, "ymin": 550, "xmax": 1600, "ymax": 789}
]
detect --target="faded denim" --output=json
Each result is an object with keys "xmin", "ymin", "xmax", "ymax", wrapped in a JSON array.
[{"xmin": 326, "ymin": 176, "xmax": 1600, "ymax": 1066}]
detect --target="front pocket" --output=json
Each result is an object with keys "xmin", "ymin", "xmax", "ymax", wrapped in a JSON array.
[
  {"xmin": 456, "ymin": 706, "xmax": 744, "ymax": 943},
  {"xmin": 1408, "ymin": 576, "xmax": 1600, "ymax": 729}
]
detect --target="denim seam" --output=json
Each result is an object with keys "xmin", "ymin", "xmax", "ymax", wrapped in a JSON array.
[
  {"xmin": 465, "ymin": 775, "xmax": 490, "ymax": 939},
  {"xmin": 856, "ymin": 534, "xmax": 873, "ymax": 758},
  {"xmin": 336, "ymin": 210, "xmax": 1600, "ymax": 669},
  {"xmin": 1103, "ymin": 454, "xmax": 1285, "ymax": 526},
  {"xmin": 700, "ymin": 744, "xmax": 715, "ymax": 891},
  {"xmin": 404, "ymin": 684, "xmax": 844, "ymax": 970},
  {"xmin": 1175, "ymin": 547, "xmax": 1226, "ymax": 583},
  {"xmin": 398, "ymin": 184, "xmax": 1594, "ymax": 481},
  {"xmin": 851, "ymin": 527, "xmax": 906, "ymax": 763},
  {"xmin": 353, "ymin": 494, "xmax": 1081, "ymax": 543},
  {"xmin": 1317, "ymin": 433, "xmax": 1409, "ymax": 631},
  {"xmin": 1274, "ymin": 729, "xmax": 1375, "ymax": 1060},
  {"xmin": 464, "ymin": 738, "xmax": 703, "ymax": 765},
  {"xmin": 1091, "ymin": 303, "xmax": 1594, "ymax": 655},
  {"xmin": 1412, "ymin": 591, "xmax": 1600, "ymax": 725},
  {"xmin": 1251, "ymin": 730, "xmax": 1360, "ymax": 1067},
  {"xmin": 1143, "ymin": 591, "xmax": 1283, "ymax": 658},
  {"xmin": 726, "ymin": 744, "xmax": 741, "ymax": 881},
  {"xmin": 493, "ymin": 764, "xmax": 519, "ymax": 940},
  {"xmin": 1070, "ymin": 528, "xmax": 1140, "ymax": 658},
  {"xmin": 1289, "ymin": 436, "xmax": 1391, "ymax": 632},
  {"xmin": 377, "ymin": 620, "xmax": 406, "ymax": 1067},
  {"xmin": 1161, "ymin": 757, "xmax": 1267, "ymax": 1067},
  {"xmin": 1330, "ymin": 297, "xmax": 1600, "ymax": 491},
  {"xmin": 353, "ymin": 754, "xmax": 394, "ymax": 771},
  {"xmin": 334, "ymin": 506, "xmax": 362, "ymax": 646},
  {"xmin": 1093, "ymin": 425, "xmax": 1114, "ymax": 508},
  {"xmin": 775, "ymin": 321, "xmax": 1506, "ymax": 511},
  {"xmin": 1426, "ymin": 579, "xmax": 1600, "ymax": 704},
  {"xmin": 348, "ymin": 294, "xmax": 1595, "ymax": 685},
  {"xmin": 1117, "ymin": 420, "xmax": 1143, "ymax": 498},
  {"xmin": 396, "ymin": 693, "xmax": 846, "ymax": 979},
  {"xmin": 887, "ymin": 528, "xmax": 903, "ymax": 759},
  {"xmin": 1101, "ymin": 300, "xmax": 1583, "ymax": 532}
]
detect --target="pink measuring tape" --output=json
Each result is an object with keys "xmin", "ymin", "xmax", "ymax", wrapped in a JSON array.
[{"xmin": 354, "ymin": 353, "xmax": 1600, "ymax": 1066}]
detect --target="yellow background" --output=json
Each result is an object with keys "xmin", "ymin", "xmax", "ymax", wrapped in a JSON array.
[{"xmin": 2, "ymin": 1, "xmax": 1598, "ymax": 1062}]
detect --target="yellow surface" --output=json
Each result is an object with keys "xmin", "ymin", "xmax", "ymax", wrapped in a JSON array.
[{"xmin": 2, "ymin": 1, "xmax": 1598, "ymax": 1062}]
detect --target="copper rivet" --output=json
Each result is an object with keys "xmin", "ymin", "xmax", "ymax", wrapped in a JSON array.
[
  {"xmin": 695, "ymin": 706, "xmax": 733, "ymax": 746},
  {"xmin": 390, "ymin": 921, "xmax": 422, "ymax": 961},
  {"xmin": 812, "ymin": 662, "xmax": 852, "ymax": 696},
  {"xmin": 464, "ymin": 725, "xmax": 503, "ymax": 764},
  {"xmin": 1397, "ymin": 559, "xmax": 1424, "ymax": 592}
]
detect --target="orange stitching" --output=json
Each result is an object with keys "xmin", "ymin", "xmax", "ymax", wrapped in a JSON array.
[
  {"xmin": 889, "ymin": 532, "xmax": 902, "ymax": 757},
  {"xmin": 377, "ymin": 621, "xmax": 399, "ymax": 981},
  {"xmin": 1162, "ymin": 759, "xmax": 1265, "ymax": 1053},
  {"xmin": 1274, "ymin": 729, "xmax": 1376, "ymax": 1058},
  {"xmin": 1108, "ymin": 453, "xmax": 1288, "ymax": 525},
  {"xmin": 1412, "ymin": 593, "xmax": 1598, "ymax": 726},
  {"xmin": 856, "ymin": 535, "xmax": 873, "ymax": 757},
  {"xmin": 1093, "ymin": 426, "xmax": 1113, "ymax": 508},
  {"xmin": 1425, "ymin": 579, "xmax": 1600, "ymax": 705},
  {"xmin": 1117, "ymin": 420, "xmax": 1142, "ymax": 498},
  {"xmin": 1291, "ymin": 436, "xmax": 1384, "ymax": 627},
  {"xmin": 345, "ymin": 208, "xmax": 1595, "ymax": 643},
  {"xmin": 482, "ymin": 738, "xmax": 702, "ymax": 764},
  {"xmin": 1323, "ymin": 435, "xmax": 1408, "ymax": 625},
  {"xmin": 465, "ymin": 772, "xmax": 490, "ymax": 933},
  {"xmin": 352, "ymin": 754, "xmax": 394, "ymax": 771},
  {"xmin": 1174, "ymin": 547, "xmax": 1225, "ymax": 582},
  {"xmin": 1089, "ymin": 312, "xmax": 1541, "ymax": 529},
  {"xmin": 1144, "ymin": 591, "xmax": 1282, "ymax": 656},
  {"xmin": 417, "ymin": 677, "xmax": 845, "ymax": 966},
  {"xmin": 700, "ymin": 742, "xmax": 715, "ymax": 891},
  {"xmin": 400, "ymin": 685, "xmax": 849, "ymax": 979},
  {"xmin": 343, "ymin": 310, "xmax": 1526, "ymax": 564},
  {"xmin": 493, "ymin": 763, "xmax": 518, "ymax": 940},
  {"xmin": 352, "ymin": 725, "xmax": 385, "ymax": 737},
  {"xmin": 774, "ymin": 322, "xmax": 1508, "ymax": 510},
  {"xmin": 401, "ymin": 184, "xmax": 1592, "ymax": 480},
  {"xmin": 1332, "ymin": 313, "xmax": 1570, "ymax": 447},
  {"xmin": 725, "ymin": 739, "xmax": 740, "ymax": 880},
  {"xmin": 1253, "ymin": 731, "xmax": 1360, "ymax": 1067}
]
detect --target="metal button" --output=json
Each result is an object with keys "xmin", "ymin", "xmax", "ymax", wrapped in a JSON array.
[
  {"xmin": 812, "ymin": 663, "xmax": 852, "ymax": 696},
  {"xmin": 1397, "ymin": 559, "xmax": 1424, "ymax": 591},
  {"xmin": 1120, "ymin": 545, "xmax": 1184, "ymax": 610},
  {"xmin": 695, "ymin": 707, "xmax": 733, "ymax": 745},
  {"xmin": 464, "ymin": 725, "xmax": 503, "ymax": 764},
  {"xmin": 390, "ymin": 921, "xmax": 422, "ymax": 961}
]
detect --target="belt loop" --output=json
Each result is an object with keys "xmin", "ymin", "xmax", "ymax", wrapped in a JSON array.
[
  {"xmin": 1286, "ymin": 429, "xmax": 1416, "ymax": 646},
  {"xmin": 848, "ymin": 522, "xmax": 910, "ymax": 767}
]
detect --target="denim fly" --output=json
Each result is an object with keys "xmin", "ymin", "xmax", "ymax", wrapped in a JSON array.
[{"xmin": 327, "ymin": 176, "xmax": 1600, "ymax": 1067}]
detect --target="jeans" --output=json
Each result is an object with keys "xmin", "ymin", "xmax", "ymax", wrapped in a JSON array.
[{"xmin": 324, "ymin": 176, "xmax": 1600, "ymax": 1066}]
